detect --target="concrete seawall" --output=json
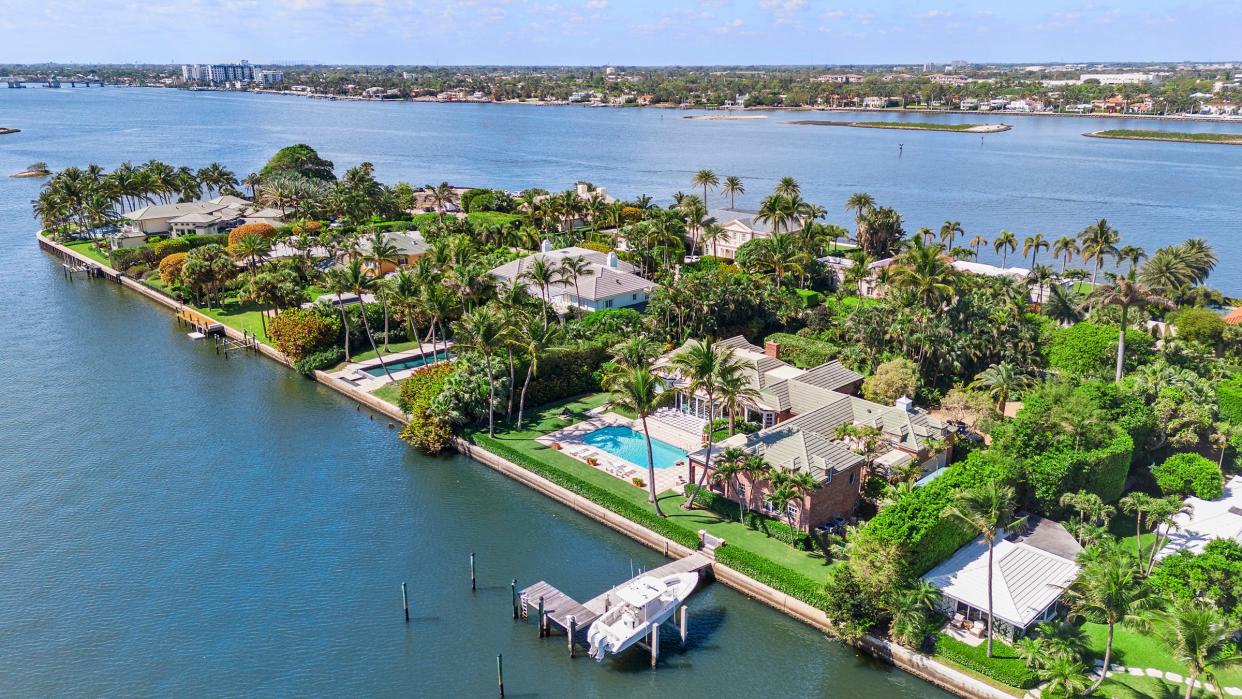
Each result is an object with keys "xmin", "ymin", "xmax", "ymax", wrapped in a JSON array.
[{"xmin": 38, "ymin": 234, "xmax": 1013, "ymax": 699}]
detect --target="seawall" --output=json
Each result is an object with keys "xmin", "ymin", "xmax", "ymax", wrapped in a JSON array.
[{"xmin": 38, "ymin": 233, "xmax": 1014, "ymax": 699}]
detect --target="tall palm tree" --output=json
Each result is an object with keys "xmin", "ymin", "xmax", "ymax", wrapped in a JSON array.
[
  {"xmin": 699, "ymin": 223, "xmax": 726, "ymax": 258},
  {"xmin": 740, "ymin": 456, "xmax": 770, "ymax": 515},
  {"xmin": 970, "ymin": 362, "xmax": 1031, "ymax": 412},
  {"xmin": 969, "ymin": 234, "xmax": 988, "ymax": 260},
  {"xmin": 555, "ymin": 256, "xmax": 595, "ymax": 317},
  {"xmin": 754, "ymin": 232, "xmax": 808, "ymax": 289},
  {"xmin": 774, "ymin": 176, "xmax": 800, "ymax": 197},
  {"xmin": 1149, "ymin": 599, "xmax": 1242, "ymax": 699},
  {"xmin": 721, "ymin": 175, "xmax": 744, "ymax": 208},
  {"xmin": 716, "ymin": 364, "xmax": 759, "ymax": 435},
  {"xmin": 1118, "ymin": 492, "xmax": 1159, "ymax": 561},
  {"xmin": 690, "ymin": 169, "xmax": 719, "ymax": 211},
  {"xmin": 334, "ymin": 259, "xmax": 393, "ymax": 381},
  {"xmin": 365, "ymin": 231, "xmax": 400, "ymax": 349},
  {"xmin": 231, "ymin": 232, "xmax": 271, "ymax": 279},
  {"xmin": 1082, "ymin": 271, "xmax": 1176, "ymax": 382},
  {"xmin": 454, "ymin": 306, "xmax": 505, "ymax": 437},
  {"xmin": 1052, "ymin": 235, "xmax": 1079, "ymax": 275},
  {"xmin": 1118, "ymin": 245, "xmax": 1147, "ymax": 273},
  {"xmin": 609, "ymin": 365, "xmax": 674, "ymax": 517},
  {"xmin": 993, "ymin": 230, "xmax": 1017, "ymax": 267},
  {"xmin": 1078, "ymin": 219, "xmax": 1121, "ymax": 288},
  {"xmin": 325, "ymin": 266, "xmax": 357, "ymax": 364},
  {"xmin": 941, "ymin": 481, "xmax": 1025, "ymax": 657},
  {"xmin": 673, "ymin": 339, "xmax": 742, "ymax": 511},
  {"xmin": 1023, "ymin": 233, "xmax": 1049, "ymax": 269},
  {"xmin": 940, "ymin": 220, "xmax": 964, "ymax": 250},
  {"xmin": 1064, "ymin": 548, "xmax": 1156, "ymax": 693},
  {"xmin": 242, "ymin": 172, "xmax": 261, "ymax": 199},
  {"xmin": 514, "ymin": 321, "xmax": 560, "ymax": 429},
  {"xmin": 520, "ymin": 256, "xmax": 558, "ymax": 329}
]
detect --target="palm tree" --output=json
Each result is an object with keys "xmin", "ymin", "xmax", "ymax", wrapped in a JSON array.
[
  {"xmin": 889, "ymin": 579, "xmax": 942, "ymax": 649},
  {"xmin": 365, "ymin": 230, "xmax": 400, "ymax": 349},
  {"xmin": 672, "ymin": 339, "xmax": 742, "ymax": 511},
  {"xmin": 556, "ymin": 256, "xmax": 595, "ymax": 318},
  {"xmin": 1038, "ymin": 657, "xmax": 1091, "ymax": 699},
  {"xmin": 691, "ymin": 169, "xmax": 719, "ymax": 211},
  {"xmin": 324, "ymin": 266, "xmax": 356, "ymax": 364},
  {"xmin": 993, "ymin": 230, "xmax": 1017, "ymax": 267},
  {"xmin": 1078, "ymin": 219, "xmax": 1121, "ymax": 288},
  {"xmin": 968, "ymin": 234, "xmax": 988, "ymax": 260},
  {"xmin": 940, "ymin": 220, "xmax": 964, "ymax": 250},
  {"xmin": 1082, "ymin": 271, "xmax": 1175, "ymax": 382},
  {"xmin": 721, "ymin": 175, "xmax": 744, "ymax": 208},
  {"xmin": 1149, "ymin": 599, "xmax": 1242, "ymax": 699},
  {"xmin": 1118, "ymin": 245, "xmax": 1147, "ymax": 273},
  {"xmin": 1064, "ymin": 547, "xmax": 1156, "ymax": 693},
  {"xmin": 699, "ymin": 223, "xmax": 726, "ymax": 258},
  {"xmin": 609, "ymin": 365, "xmax": 674, "ymax": 517},
  {"xmin": 335, "ymin": 259, "xmax": 393, "ymax": 381},
  {"xmin": 520, "ymin": 256, "xmax": 558, "ymax": 328},
  {"xmin": 1052, "ymin": 235, "xmax": 1079, "ymax": 275},
  {"xmin": 845, "ymin": 192, "xmax": 875, "ymax": 222},
  {"xmin": 754, "ymin": 232, "xmax": 808, "ymax": 289},
  {"xmin": 1118, "ymin": 492, "xmax": 1159, "ymax": 561},
  {"xmin": 1145, "ymin": 497, "xmax": 1195, "ymax": 575},
  {"xmin": 514, "ymin": 322, "xmax": 560, "ymax": 429},
  {"xmin": 970, "ymin": 363, "xmax": 1031, "ymax": 413},
  {"xmin": 454, "ymin": 306, "xmax": 505, "ymax": 437},
  {"xmin": 716, "ymin": 363, "xmax": 759, "ymax": 435},
  {"xmin": 941, "ymin": 481, "xmax": 1025, "ymax": 657},
  {"xmin": 740, "ymin": 456, "xmax": 769, "ymax": 515},
  {"xmin": 774, "ymin": 176, "xmax": 800, "ymax": 197},
  {"xmin": 1023, "ymin": 233, "xmax": 1049, "ymax": 269},
  {"xmin": 711, "ymin": 447, "xmax": 747, "ymax": 521},
  {"xmin": 231, "ymin": 232, "xmax": 271, "ymax": 279},
  {"xmin": 243, "ymin": 172, "xmax": 261, "ymax": 199}
]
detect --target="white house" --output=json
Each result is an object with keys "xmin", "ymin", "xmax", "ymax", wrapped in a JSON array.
[
  {"xmin": 707, "ymin": 207, "xmax": 805, "ymax": 260},
  {"xmin": 489, "ymin": 242, "xmax": 656, "ymax": 312},
  {"xmin": 1156, "ymin": 475, "xmax": 1242, "ymax": 561},
  {"xmin": 925, "ymin": 516, "xmax": 1081, "ymax": 642}
]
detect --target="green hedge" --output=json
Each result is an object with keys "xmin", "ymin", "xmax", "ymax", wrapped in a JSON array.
[
  {"xmin": 295, "ymin": 347, "xmax": 344, "ymax": 374},
  {"xmin": 521, "ymin": 342, "xmax": 609, "ymax": 407},
  {"xmin": 764, "ymin": 332, "xmax": 840, "ymax": 368},
  {"xmin": 714, "ymin": 544, "xmax": 829, "ymax": 611},
  {"xmin": 1025, "ymin": 430, "xmax": 1134, "ymax": 514},
  {"xmin": 684, "ymin": 485, "xmax": 813, "ymax": 550},
  {"xmin": 933, "ymin": 634, "xmax": 1039, "ymax": 689},
  {"xmin": 1153, "ymin": 452, "xmax": 1223, "ymax": 500},
  {"xmin": 1220, "ymin": 376, "xmax": 1242, "ymax": 425},
  {"xmin": 1047, "ymin": 322, "xmax": 1154, "ymax": 378},
  {"xmin": 469, "ymin": 434, "xmax": 700, "ymax": 550},
  {"xmin": 794, "ymin": 288, "xmax": 824, "ymax": 308}
]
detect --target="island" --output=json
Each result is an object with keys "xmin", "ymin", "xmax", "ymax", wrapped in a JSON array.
[
  {"xmin": 0, "ymin": 127, "xmax": 20, "ymax": 135},
  {"xmin": 790, "ymin": 120, "xmax": 1011, "ymax": 133},
  {"xmin": 11, "ymin": 162, "xmax": 50, "ymax": 178},
  {"xmin": 1085, "ymin": 129, "xmax": 1242, "ymax": 145},
  {"xmin": 684, "ymin": 114, "xmax": 768, "ymax": 121}
]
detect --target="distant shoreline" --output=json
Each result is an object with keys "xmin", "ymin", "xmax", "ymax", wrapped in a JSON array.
[
  {"xmin": 789, "ymin": 120, "xmax": 1011, "ymax": 133},
  {"xmin": 1084, "ymin": 129, "xmax": 1242, "ymax": 145},
  {"xmin": 0, "ymin": 127, "xmax": 19, "ymax": 135}
]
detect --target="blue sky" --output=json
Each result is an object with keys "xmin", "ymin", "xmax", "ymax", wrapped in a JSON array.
[{"xmin": 0, "ymin": 0, "xmax": 1238, "ymax": 66}]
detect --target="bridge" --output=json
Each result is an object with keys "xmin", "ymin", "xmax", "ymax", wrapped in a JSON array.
[{"xmin": 2, "ymin": 77, "xmax": 105, "ymax": 88}]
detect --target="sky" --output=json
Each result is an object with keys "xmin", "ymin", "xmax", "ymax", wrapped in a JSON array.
[{"xmin": 0, "ymin": 0, "xmax": 1239, "ymax": 66}]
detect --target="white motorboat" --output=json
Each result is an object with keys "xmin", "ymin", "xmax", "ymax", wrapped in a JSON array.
[{"xmin": 586, "ymin": 572, "xmax": 698, "ymax": 661}]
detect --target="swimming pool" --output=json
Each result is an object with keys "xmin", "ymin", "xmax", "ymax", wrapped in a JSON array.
[
  {"xmin": 363, "ymin": 350, "xmax": 450, "ymax": 377},
  {"xmin": 580, "ymin": 425, "xmax": 688, "ymax": 470}
]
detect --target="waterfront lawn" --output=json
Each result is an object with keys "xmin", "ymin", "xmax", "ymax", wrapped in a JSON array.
[
  {"xmin": 1083, "ymin": 622, "xmax": 1242, "ymax": 689},
  {"xmin": 371, "ymin": 382, "xmax": 403, "ymax": 406},
  {"xmin": 468, "ymin": 393, "xmax": 834, "ymax": 582},
  {"xmin": 65, "ymin": 239, "xmax": 112, "ymax": 266},
  {"xmin": 144, "ymin": 277, "xmax": 272, "ymax": 343}
]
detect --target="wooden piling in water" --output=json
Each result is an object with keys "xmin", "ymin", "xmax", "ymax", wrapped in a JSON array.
[
  {"xmin": 568, "ymin": 615, "xmax": 576, "ymax": 658},
  {"xmin": 401, "ymin": 582, "xmax": 409, "ymax": 623},
  {"xmin": 537, "ymin": 596, "xmax": 545, "ymax": 637},
  {"xmin": 470, "ymin": 552, "xmax": 476, "ymax": 591},
  {"xmin": 511, "ymin": 579, "xmax": 517, "ymax": 619},
  {"xmin": 650, "ymin": 623, "xmax": 659, "ymax": 669},
  {"xmin": 497, "ymin": 653, "xmax": 505, "ymax": 698},
  {"xmin": 679, "ymin": 606, "xmax": 687, "ymax": 644}
]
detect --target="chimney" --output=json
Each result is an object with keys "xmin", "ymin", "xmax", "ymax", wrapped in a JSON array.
[
  {"xmin": 576, "ymin": 182, "xmax": 589, "ymax": 197},
  {"xmin": 607, "ymin": 251, "xmax": 619, "ymax": 269},
  {"xmin": 895, "ymin": 396, "xmax": 914, "ymax": 413},
  {"xmin": 764, "ymin": 340, "xmax": 780, "ymax": 359},
  {"xmin": 540, "ymin": 239, "xmax": 553, "ymax": 253}
]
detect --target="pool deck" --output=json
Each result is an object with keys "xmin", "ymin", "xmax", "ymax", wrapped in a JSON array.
[
  {"xmin": 538, "ymin": 412, "xmax": 692, "ymax": 496},
  {"xmin": 327, "ymin": 342, "xmax": 451, "ymax": 391}
]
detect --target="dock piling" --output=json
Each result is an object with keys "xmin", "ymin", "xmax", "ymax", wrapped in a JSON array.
[
  {"xmin": 650, "ymin": 623, "xmax": 659, "ymax": 669},
  {"xmin": 679, "ymin": 606, "xmax": 687, "ymax": 644},
  {"xmin": 470, "ymin": 552, "xmax": 476, "ymax": 591},
  {"xmin": 568, "ymin": 615, "xmax": 576, "ymax": 658},
  {"xmin": 402, "ymin": 582, "xmax": 409, "ymax": 623},
  {"xmin": 511, "ymin": 578, "xmax": 517, "ymax": 619},
  {"xmin": 497, "ymin": 653, "xmax": 505, "ymax": 698},
  {"xmin": 537, "ymin": 596, "xmax": 545, "ymax": 637}
]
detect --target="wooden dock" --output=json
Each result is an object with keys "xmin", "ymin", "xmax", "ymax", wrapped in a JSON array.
[{"xmin": 518, "ymin": 552, "xmax": 713, "ymax": 654}]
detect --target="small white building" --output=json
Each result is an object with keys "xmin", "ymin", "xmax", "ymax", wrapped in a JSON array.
[
  {"xmin": 489, "ymin": 242, "xmax": 656, "ymax": 312},
  {"xmin": 1156, "ymin": 475, "xmax": 1242, "ymax": 560},
  {"xmin": 924, "ymin": 517, "xmax": 1081, "ymax": 642},
  {"xmin": 708, "ymin": 207, "xmax": 805, "ymax": 260}
]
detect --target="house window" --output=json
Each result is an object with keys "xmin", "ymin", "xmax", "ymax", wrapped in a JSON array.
[
  {"xmin": 762, "ymin": 412, "xmax": 776, "ymax": 428},
  {"xmin": 398, "ymin": 257, "xmax": 407, "ymax": 265},
  {"xmin": 605, "ymin": 299, "xmax": 614, "ymax": 308},
  {"xmin": 632, "ymin": 293, "xmax": 638, "ymax": 300},
  {"xmin": 737, "ymin": 483, "xmax": 746, "ymax": 499},
  {"xmin": 785, "ymin": 501, "xmax": 800, "ymax": 519},
  {"xmin": 849, "ymin": 472, "xmax": 856, "ymax": 484}
]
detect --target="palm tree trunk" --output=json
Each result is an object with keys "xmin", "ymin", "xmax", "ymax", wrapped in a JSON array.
[
  {"xmin": 1135, "ymin": 514, "xmax": 1144, "ymax": 560},
  {"xmin": 335, "ymin": 293, "xmax": 352, "ymax": 362},
  {"xmin": 684, "ymin": 392, "xmax": 716, "ymax": 511},
  {"xmin": 506, "ymin": 347, "xmax": 515, "ymax": 419},
  {"xmin": 357, "ymin": 300, "xmax": 394, "ymax": 382},
  {"xmin": 484, "ymin": 354, "xmax": 495, "ymax": 437},
  {"xmin": 1115, "ymin": 304, "xmax": 1129, "ymax": 382},
  {"xmin": 1086, "ymin": 623, "xmax": 1113, "ymax": 693},
  {"xmin": 641, "ymin": 414, "xmax": 665, "ymax": 517},
  {"xmin": 517, "ymin": 362, "xmax": 534, "ymax": 429}
]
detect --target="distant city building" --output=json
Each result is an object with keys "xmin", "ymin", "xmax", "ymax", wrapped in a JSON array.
[
  {"xmin": 257, "ymin": 69, "xmax": 284, "ymax": 85},
  {"xmin": 1079, "ymin": 72, "xmax": 1155, "ymax": 85},
  {"xmin": 181, "ymin": 60, "xmax": 258, "ymax": 85}
]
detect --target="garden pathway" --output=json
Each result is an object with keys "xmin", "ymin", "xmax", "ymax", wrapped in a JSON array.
[{"xmin": 1020, "ymin": 661, "xmax": 1242, "ymax": 698}]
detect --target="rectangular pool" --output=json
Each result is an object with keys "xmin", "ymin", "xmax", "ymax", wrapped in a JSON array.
[
  {"xmin": 580, "ymin": 425, "xmax": 688, "ymax": 470},
  {"xmin": 363, "ymin": 350, "xmax": 450, "ymax": 377}
]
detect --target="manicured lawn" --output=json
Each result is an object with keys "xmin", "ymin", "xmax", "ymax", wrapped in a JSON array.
[
  {"xmin": 145, "ymin": 277, "xmax": 272, "ymax": 343},
  {"xmin": 1074, "ymin": 674, "xmax": 1214, "ymax": 699},
  {"xmin": 65, "ymin": 239, "xmax": 112, "ymax": 266},
  {"xmin": 371, "ymin": 382, "xmax": 403, "ymax": 407},
  {"xmin": 1108, "ymin": 511, "xmax": 1158, "ymax": 562},
  {"xmin": 472, "ymin": 393, "xmax": 835, "ymax": 580},
  {"xmin": 1084, "ymin": 622, "xmax": 1242, "ymax": 689}
]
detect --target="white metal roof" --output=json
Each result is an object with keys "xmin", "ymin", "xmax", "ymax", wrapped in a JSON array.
[{"xmin": 1157, "ymin": 475, "xmax": 1242, "ymax": 560}]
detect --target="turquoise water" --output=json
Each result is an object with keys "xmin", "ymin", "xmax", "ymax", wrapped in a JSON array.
[
  {"xmin": 582, "ymin": 425, "xmax": 689, "ymax": 470},
  {"xmin": 363, "ymin": 350, "xmax": 450, "ymax": 377}
]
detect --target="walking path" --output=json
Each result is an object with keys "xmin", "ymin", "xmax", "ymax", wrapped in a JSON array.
[{"xmin": 1021, "ymin": 661, "xmax": 1242, "ymax": 698}]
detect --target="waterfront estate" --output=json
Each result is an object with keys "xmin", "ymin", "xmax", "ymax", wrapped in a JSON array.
[{"xmin": 34, "ymin": 146, "xmax": 1242, "ymax": 697}]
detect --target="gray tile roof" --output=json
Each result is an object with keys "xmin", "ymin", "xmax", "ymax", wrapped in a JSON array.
[
  {"xmin": 709, "ymin": 207, "xmax": 805, "ymax": 235},
  {"xmin": 796, "ymin": 360, "xmax": 864, "ymax": 392},
  {"xmin": 489, "ymin": 247, "xmax": 652, "ymax": 301}
]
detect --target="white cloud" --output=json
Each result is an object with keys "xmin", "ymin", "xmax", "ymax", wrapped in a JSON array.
[
  {"xmin": 583, "ymin": 0, "xmax": 607, "ymax": 8},
  {"xmin": 714, "ymin": 17, "xmax": 743, "ymax": 32}
]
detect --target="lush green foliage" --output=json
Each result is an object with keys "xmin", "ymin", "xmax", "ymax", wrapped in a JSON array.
[
  {"xmin": 269, "ymin": 308, "xmax": 339, "ymax": 362},
  {"xmin": 1047, "ymin": 323, "xmax": 1154, "ymax": 378},
  {"xmin": 1169, "ymin": 307, "xmax": 1227, "ymax": 346},
  {"xmin": 260, "ymin": 143, "xmax": 336, "ymax": 181},
  {"xmin": 293, "ymin": 347, "xmax": 344, "ymax": 374},
  {"xmin": 862, "ymin": 357, "xmax": 919, "ymax": 405},
  {"xmin": 1149, "ymin": 540, "xmax": 1242, "ymax": 624},
  {"xmin": 520, "ymin": 342, "xmax": 609, "ymax": 408},
  {"xmin": 764, "ymin": 332, "xmax": 840, "ymax": 368},
  {"xmin": 1152, "ymin": 452, "xmax": 1223, "ymax": 499},
  {"xmin": 821, "ymin": 567, "xmax": 884, "ymax": 639},
  {"xmin": 684, "ymin": 485, "xmax": 815, "ymax": 550},
  {"xmin": 397, "ymin": 363, "xmax": 457, "ymax": 453},
  {"xmin": 715, "ymin": 545, "xmax": 830, "ymax": 611},
  {"xmin": 1024, "ymin": 431, "xmax": 1134, "ymax": 512},
  {"xmin": 108, "ymin": 233, "xmax": 228, "ymax": 272},
  {"xmin": 858, "ymin": 450, "xmax": 1018, "ymax": 575},
  {"xmin": 934, "ymin": 634, "xmax": 1040, "ymax": 689},
  {"xmin": 1219, "ymin": 376, "xmax": 1242, "ymax": 425}
]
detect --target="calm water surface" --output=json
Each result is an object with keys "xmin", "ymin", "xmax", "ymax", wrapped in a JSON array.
[{"xmin": 0, "ymin": 89, "xmax": 950, "ymax": 695}]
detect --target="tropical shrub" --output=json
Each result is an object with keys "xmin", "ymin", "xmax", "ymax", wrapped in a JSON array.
[
  {"xmin": 158, "ymin": 252, "xmax": 187, "ymax": 285},
  {"xmin": 821, "ymin": 567, "xmax": 883, "ymax": 638},
  {"xmin": 227, "ymin": 223, "xmax": 278, "ymax": 246},
  {"xmin": 520, "ymin": 343, "xmax": 609, "ymax": 408},
  {"xmin": 152, "ymin": 237, "xmax": 191, "ymax": 261},
  {"xmin": 579, "ymin": 308, "xmax": 643, "ymax": 337},
  {"xmin": 933, "ymin": 635, "xmax": 1039, "ymax": 689},
  {"xmin": 577, "ymin": 240, "xmax": 613, "ymax": 254},
  {"xmin": 1152, "ymin": 452, "xmax": 1223, "ymax": 499},
  {"xmin": 1047, "ymin": 322, "xmax": 1154, "ymax": 378},
  {"xmin": 269, "ymin": 308, "xmax": 339, "ymax": 362},
  {"xmin": 794, "ymin": 288, "xmax": 824, "ymax": 308},
  {"xmin": 1149, "ymin": 539, "xmax": 1242, "ymax": 623},
  {"xmin": 1169, "ymin": 307, "xmax": 1226, "ymax": 346},
  {"xmin": 1219, "ymin": 375, "xmax": 1242, "ymax": 425},
  {"xmin": 397, "ymin": 363, "xmax": 456, "ymax": 453},
  {"xmin": 293, "ymin": 347, "xmax": 344, "ymax": 374},
  {"xmin": 763, "ymin": 332, "xmax": 840, "ymax": 368},
  {"xmin": 260, "ymin": 143, "xmax": 335, "ymax": 181},
  {"xmin": 862, "ymin": 358, "xmax": 919, "ymax": 405}
]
